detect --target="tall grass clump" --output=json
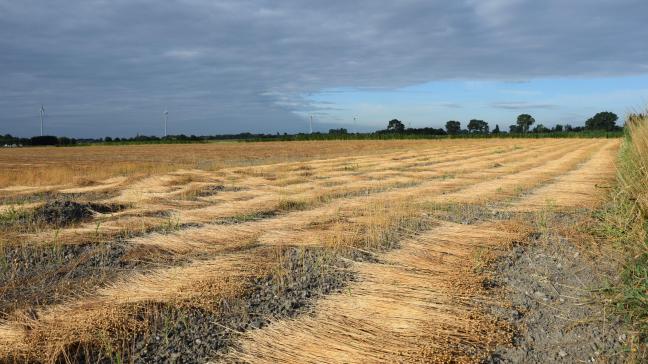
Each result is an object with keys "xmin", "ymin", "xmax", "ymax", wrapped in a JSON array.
[{"xmin": 609, "ymin": 113, "xmax": 648, "ymax": 348}]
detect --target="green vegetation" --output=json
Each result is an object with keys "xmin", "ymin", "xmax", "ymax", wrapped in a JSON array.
[
  {"xmin": 467, "ymin": 119, "xmax": 489, "ymax": 134},
  {"xmin": 444, "ymin": 120, "xmax": 461, "ymax": 135},
  {"xmin": 586, "ymin": 111, "xmax": 620, "ymax": 131},
  {"xmin": 386, "ymin": 119, "xmax": 406, "ymax": 133},
  {"xmin": 616, "ymin": 114, "xmax": 648, "ymax": 339},
  {"xmin": 328, "ymin": 128, "xmax": 348, "ymax": 135},
  {"xmin": 0, "ymin": 206, "xmax": 29, "ymax": 228},
  {"xmin": 596, "ymin": 113, "xmax": 648, "ymax": 347},
  {"xmin": 516, "ymin": 113, "xmax": 536, "ymax": 133},
  {"xmin": 251, "ymin": 130, "xmax": 622, "ymax": 142},
  {"xmin": 1, "ymin": 110, "xmax": 624, "ymax": 147}
]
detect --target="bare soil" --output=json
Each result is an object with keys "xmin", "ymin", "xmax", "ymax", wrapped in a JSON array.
[
  {"xmin": 56, "ymin": 247, "xmax": 353, "ymax": 363},
  {"xmin": 488, "ymin": 217, "xmax": 627, "ymax": 363},
  {"xmin": 0, "ymin": 242, "xmax": 179, "ymax": 318}
]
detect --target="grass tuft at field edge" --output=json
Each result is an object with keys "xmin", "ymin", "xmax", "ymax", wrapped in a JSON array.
[{"xmin": 596, "ymin": 113, "xmax": 648, "ymax": 357}]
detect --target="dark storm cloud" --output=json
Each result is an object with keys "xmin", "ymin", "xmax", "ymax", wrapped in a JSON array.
[{"xmin": 1, "ymin": 0, "xmax": 647, "ymax": 136}]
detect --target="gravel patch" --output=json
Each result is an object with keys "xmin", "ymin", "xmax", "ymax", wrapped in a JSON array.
[
  {"xmin": 487, "ymin": 234, "xmax": 626, "ymax": 363},
  {"xmin": 136, "ymin": 248, "xmax": 353, "ymax": 363},
  {"xmin": 54, "ymin": 247, "xmax": 353, "ymax": 363},
  {"xmin": 32, "ymin": 200, "xmax": 125, "ymax": 226},
  {"xmin": 429, "ymin": 203, "xmax": 514, "ymax": 225},
  {"xmin": 196, "ymin": 184, "xmax": 225, "ymax": 197},
  {"xmin": 0, "ymin": 242, "xmax": 178, "ymax": 317}
]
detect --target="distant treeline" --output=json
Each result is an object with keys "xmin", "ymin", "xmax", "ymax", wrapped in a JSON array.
[
  {"xmin": 374, "ymin": 111, "xmax": 622, "ymax": 136},
  {"xmin": 1, "ymin": 111, "xmax": 623, "ymax": 147},
  {"xmin": 0, "ymin": 135, "xmax": 79, "ymax": 147},
  {"xmin": 259, "ymin": 130, "xmax": 622, "ymax": 142}
]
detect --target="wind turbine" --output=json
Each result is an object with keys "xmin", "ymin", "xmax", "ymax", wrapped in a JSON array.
[
  {"xmin": 163, "ymin": 108, "xmax": 169, "ymax": 137},
  {"xmin": 309, "ymin": 115, "xmax": 313, "ymax": 134},
  {"xmin": 39, "ymin": 105, "xmax": 45, "ymax": 136},
  {"xmin": 353, "ymin": 115, "xmax": 358, "ymax": 133}
]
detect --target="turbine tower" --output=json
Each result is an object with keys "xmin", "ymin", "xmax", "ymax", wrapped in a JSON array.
[
  {"xmin": 163, "ymin": 108, "xmax": 169, "ymax": 137},
  {"xmin": 309, "ymin": 115, "xmax": 313, "ymax": 134},
  {"xmin": 39, "ymin": 105, "xmax": 45, "ymax": 136},
  {"xmin": 353, "ymin": 116, "xmax": 358, "ymax": 133}
]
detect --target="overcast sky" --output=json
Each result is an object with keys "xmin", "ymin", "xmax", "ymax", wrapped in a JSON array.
[{"xmin": 2, "ymin": 0, "xmax": 648, "ymax": 137}]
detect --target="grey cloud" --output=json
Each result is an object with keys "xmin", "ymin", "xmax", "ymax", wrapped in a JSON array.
[
  {"xmin": 438, "ymin": 102, "xmax": 463, "ymax": 109},
  {"xmin": 491, "ymin": 102, "xmax": 558, "ymax": 110},
  {"xmin": 1, "ymin": 0, "xmax": 647, "ymax": 136}
]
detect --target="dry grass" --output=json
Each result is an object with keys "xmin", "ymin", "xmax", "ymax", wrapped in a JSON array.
[
  {"xmin": 506, "ymin": 140, "xmax": 619, "ymax": 211},
  {"xmin": 228, "ymin": 222, "xmax": 527, "ymax": 363},
  {"xmin": 0, "ymin": 140, "xmax": 473, "ymax": 189},
  {"xmin": 621, "ymin": 114, "xmax": 648, "ymax": 214},
  {"xmin": 0, "ymin": 138, "xmax": 620, "ymax": 362},
  {"xmin": 604, "ymin": 114, "xmax": 648, "ymax": 356},
  {"xmin": 6, "ymin": 251, "xmax": 266, "ymax": 358}
]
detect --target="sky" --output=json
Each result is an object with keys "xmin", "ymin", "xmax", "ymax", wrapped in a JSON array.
[{"xmin": 1, "ymin": 0, "xmax": 648, "ymax": 137}]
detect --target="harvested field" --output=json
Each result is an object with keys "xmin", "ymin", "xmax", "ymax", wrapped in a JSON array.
[{"xmin": 0, "ymin": 138, "xmax": 626, "ymax": 363}]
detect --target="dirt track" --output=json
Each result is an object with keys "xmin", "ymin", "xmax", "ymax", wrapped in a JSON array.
[{"xmin": 0, "ymin": 139, "xmax": 623, "ymax": 362}]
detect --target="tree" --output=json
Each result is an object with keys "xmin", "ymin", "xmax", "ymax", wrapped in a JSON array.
[
  {"xmin": 532, "ymin": 124, "xmax": 550, "ymax": 133},
  {"xmin": 585, "ymin": 111, "xmax": 618, "ymax": 131},
  {"xmin": 57, "ymin": 136, "xmax": 76, "ymax": 146},
  {"xmin": 386, "ymin": 119, "xmax": 405, "ymax": 133},
  {"xmin": 0, "ymin": 134, "xmax": 19, "ymax": 146},
  {"xmin": 516, "ymin": 114, "xmax": 535, "ymax": 133},
  {"xmin": 553, "ymin": 124, "xmax": 563, "ymax": 132},
  {"xmin": 329, "ymin": 128, "xmax": 348, "ymax": 135},
  {"xmin": 445, "ymin": 120, "xmax": 461, "ymax": 135},
  {"xmin": 493, "ymin": 124, "xmax": 500, "ymax": 134},
  {"xmin": 406, "ymin": 127, "xmax": 446, "ymax": 135},
  {"xmin": 467, "ymin": 119, "xmax": 489, "ymax": 134},
  {"xmin": 30, "ymin": 136, "xmax": 58, "ymax": 146},
  {"xmin": 509, "ymin": 125, "xmax": 522, "ymax": 133}
]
